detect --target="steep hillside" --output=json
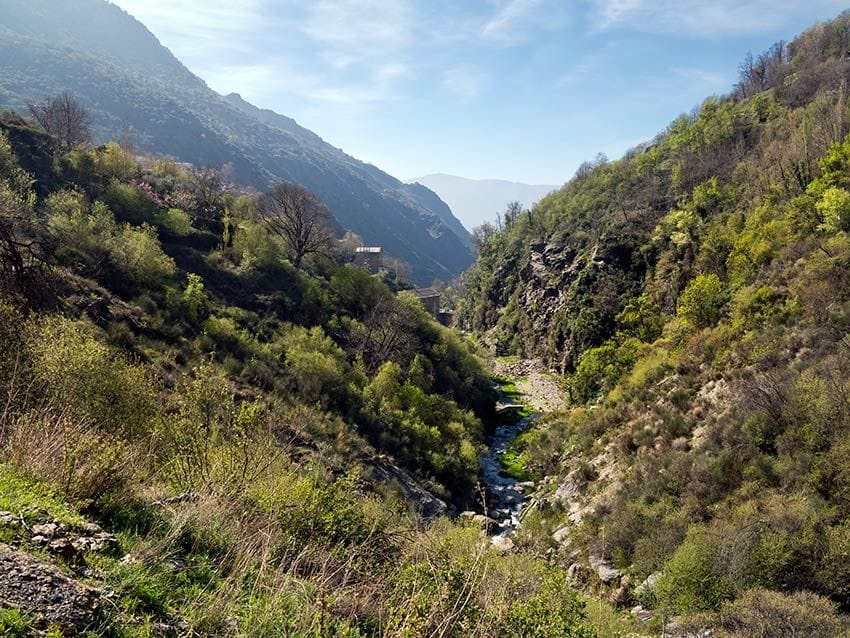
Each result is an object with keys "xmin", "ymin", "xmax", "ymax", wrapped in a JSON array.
[
  {"xmin": 458, "ymin": 10, "xmax": 850, "ymax": 632},
  {"xmin": 0, "ymin": 106, "xmax": 623, "ymax": 637},
  {"xmin": 0, "ymin": 0, "xmax": 473, "ymax": 283},
  {"xmin": 410, "ymin": 173, "xmax": 558, "ymax": 231}
]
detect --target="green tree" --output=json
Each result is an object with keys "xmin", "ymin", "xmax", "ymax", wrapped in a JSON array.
[{"xmin": 677, "ymin": 273, "xmax": 727, "ymax": 328}]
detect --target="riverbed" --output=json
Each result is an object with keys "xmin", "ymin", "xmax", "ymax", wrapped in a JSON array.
[{"xmin": 479, "ymin": 413, "xmax": 538, "ymax": 537}]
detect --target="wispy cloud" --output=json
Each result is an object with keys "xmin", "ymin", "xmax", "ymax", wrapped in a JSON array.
[
  {"xmin": 441, "ymin": 65, "xmax": 491, "ymax": 100},
  {"xmin": 481, "ymin": 0, "xmax": 571, "ymax": 45},
  {"xmin": 304, "ymin": 0, "xmax": 414, "ymax": 62},
  {"xmin": 205, "ymin": 58, "xmax": 406, "ymax": 108},
  {"xmin": 110, "ymin": 0, "xmax": 268, "ymax": 56},
  {"xmin": 590, "ymin": 0, "xmax": 849, "ymax": 36}
]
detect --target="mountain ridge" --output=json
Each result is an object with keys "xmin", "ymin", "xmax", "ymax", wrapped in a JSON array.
[
  {"xmin": 409, "ymin": 173, "xmax": 558, "ymax": 232},
  {"xmin": 0, "ymin": 0, "xmax": 473, "ymax": 283}
]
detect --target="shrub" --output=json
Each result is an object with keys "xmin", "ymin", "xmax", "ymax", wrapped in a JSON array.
[
  {"xmin": 109, "ymin": 223, "xmax": 176, "ymax": 287},
  {"xmin": 100, "ymin": 180, "xmax": 156, "ymax": 224},
  {"xmin": 282, "ymin": 325, "xmax": 349, "ymax": 407},
  {"xmin": 157, "ymin": 207, "xmax": 193, "ymax": 236},
  {"xmin": 655, "ymin": 528, "xmax": 733, "ymax": 613},
  {"xmin": 677, "ymin": 273, "xmax": 727, "ymax": 328},
  {"xmin": 716, "ymin": 588, "xmax": 847, "ymax": 638},
  {"xmin": 25, "ymin": 315, "xmax": 158, "ymax": 439},
  {"xmin": 816, "ymin": 186, "xmax": 850, "ymax": 233}
]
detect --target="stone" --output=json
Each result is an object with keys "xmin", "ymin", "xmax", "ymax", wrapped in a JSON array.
[
  {"xmin": 589, "ymin": 555, "xmax": 621, "ymax": 583},
  {"xmin": 635, "ymin": 571, "xmax": 661, "ymax": 596},
  {"xmin": 491, "ymin": 536, "xmax": 514, "ymax": 553},
  {"xmin": 552, "ymin": 525, "xmax": 570, "ymax": 544},
  {"xmin": 0, "ymin": 543, "xmax": 99, "ymax": 632},
  {"xmin": 471, "ymin": 514, "xmax": 499, "ymax": 528},
  {"xmin": 608, "ymin": 586, "xmax": 630, "ymax": 608},
  {"xmin": 31, "ymin": 523, "xmax": 59, "ymax": 538}
]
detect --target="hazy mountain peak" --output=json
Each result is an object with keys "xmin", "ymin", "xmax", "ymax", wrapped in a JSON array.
[{"xmin": 409, "ymin": 173, "xmax": 559, "ymax": 231}]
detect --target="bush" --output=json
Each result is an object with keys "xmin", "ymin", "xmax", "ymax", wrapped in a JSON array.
[
  {"xmin": 26, "ymin": 315, "xmax": 158, "ymax": 439},
  {"xmin": 655, "ymin": 528, "xmax": 733, "ymax": 613},
  {"xmin": 282, "ymin": 325, "xmax": 349, "ymax": 407},
  {"xmin": 157, "ymin": 207, "xmax": 193, "ymax": 236},
  {"xmin": 677, "ymin": 273, "xmax": 727, "ymax": 328},
  {"xmin": 100, "ymin": 180, "xmax": 156, "ymax": 224},
  {"xmin": 716, "ymin": 588, "xmax": 847, "ymax": 638},
  {"xmin": 109, "ymin": 223, "xmax": 176, "ymax": 287}
]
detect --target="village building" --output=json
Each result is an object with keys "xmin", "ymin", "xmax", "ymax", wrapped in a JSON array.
[
  {"xmin": 410, "ymin": 287, "xmax": 441, "ymax": 316},
  {"xmin": 354, "ymin": 246, "xmax": 383, "ymax": 272}
]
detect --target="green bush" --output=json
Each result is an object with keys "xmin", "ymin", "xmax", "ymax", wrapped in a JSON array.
[
  {"xmin": 716, "ymin": 588, "xmax": 847, "ymax": 638},
  {"xmin": 677, "ymin": 273, "xmax": 727, "ymax": 328},
  {"xmin": 656, "ymin": 528, "xmax": 733, "ymax": 613},
  {"xmin": 26, "ymin": 315, "xmax": 158, "ymax": 439},
  {"xmin": 109, "ymin": 223, "xmax": 176, "ymax": 287},
  {"xmin": 157, "ymin": 207, "xmax": 193, "ymax": 236}
]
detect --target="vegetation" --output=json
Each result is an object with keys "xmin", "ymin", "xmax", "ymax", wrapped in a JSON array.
[
  {"xmin": 0, "ymin": 96, "xmax": 605, "ymax": 636},
  {"xmin": 457, "ymin": 11, "xmax": 850, "ymax": 634}
]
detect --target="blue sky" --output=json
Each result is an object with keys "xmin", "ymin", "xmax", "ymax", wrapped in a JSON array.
[{"xmin": 110, "ymin": 0, "xmax": 849, "ymax": 185}]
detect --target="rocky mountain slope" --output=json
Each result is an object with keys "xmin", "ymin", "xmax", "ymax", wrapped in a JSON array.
[
  {"xmin": 0, "ymin": 0, "xmax": 473, "ymax": 283},
  {"xmin": 457, "ymin": 10, "xmax": 850, "ymax": 632}
]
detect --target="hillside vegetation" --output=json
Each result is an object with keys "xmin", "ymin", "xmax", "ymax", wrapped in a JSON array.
[
  {"xmin": 0, "ymin": 107, "xmax": 621, "ymax": 637},
  {"xmin": 458, "ymin": 11, "xmax": 850, "ymax": 633}
]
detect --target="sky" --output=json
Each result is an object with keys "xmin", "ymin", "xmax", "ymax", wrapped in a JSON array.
[{"xmin": 109, "ymin": 0, "xmax": 849, "ymax": 185}]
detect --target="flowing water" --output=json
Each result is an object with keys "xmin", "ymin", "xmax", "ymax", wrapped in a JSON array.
[{"xmin": 479, "ymin": 413, "xmax": 538, "ymax": 537}]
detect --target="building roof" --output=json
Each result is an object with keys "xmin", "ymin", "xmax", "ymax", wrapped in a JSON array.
[
  {"xmin": 411, "ymin": 287, "xmax": 441, "ymax": 299},
  {"xmin": 355, "ymin": 246, "xmax": 382, "ymax": 253}
]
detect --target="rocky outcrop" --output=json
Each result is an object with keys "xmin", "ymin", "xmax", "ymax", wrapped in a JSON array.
[
  {"xmin": 370, "ymin": 458, "xmax": 451, "ymax": 520},
  {"xmin": 0, "ymin": 543, "xmax": 100, "ymax": 633}
]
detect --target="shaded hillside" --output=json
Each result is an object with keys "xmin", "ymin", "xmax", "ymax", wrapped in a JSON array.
[{"xmin": 0, "ymin": 0, "xmax": 473, "ymax": 283}]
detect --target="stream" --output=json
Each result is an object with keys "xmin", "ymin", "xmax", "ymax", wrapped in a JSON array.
[{"xmin": 479, "ymin": 412, "xmax": 539, "ymax": 538}]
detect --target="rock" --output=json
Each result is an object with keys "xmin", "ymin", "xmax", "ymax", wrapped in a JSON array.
[
  {"xmin": 608, "ymin": 586, "xmax": 630, "ymax": 608},
  {"xmin": 31, "ymin": 522, "xmax": 59, "ymax": 538},
  {"xmin": 472, "ymin": 514, "xmax": 498, "ymax": 528},
  {"xmin": 370, "ymin": 460, "xmax": 451, "ymax": 520},
  {"xmin": 630, "ymin": 605, "xmax": 655, "ymax": 623},
  {"xmin": 635, "ymin": 571, "xmax": 661, "ymax": 596},
  {"xmin": 459, "ymin": 511, "xmax": 476, "ymax": 518},
  {"xmin": 78, "ymin": 521, "xmax": 102, "ymax": 535},
  {"xmin": 589, "ymin": 555, "xmax": 621, "ymax": 583},
  {"xmin": 554, "ymin": 476, "xmax": 579, "ymax": 502},
  {"xmin": 0, "ymin": 511, "xmax": 20, "ymax": 527},
  {"xmin": 491, "ymin": 536, "xmax": 514, "ymax": 553},
  {"xmin": 0, "ymin": 543, "xmax": 99, "ymax": 632},
  {"xmin": 48, "ymin": 538, "xmax": 82, "ymax": 563},
  {"xmin": 552, "ymin": 525, "xmax": 570, "ymax": 544}
]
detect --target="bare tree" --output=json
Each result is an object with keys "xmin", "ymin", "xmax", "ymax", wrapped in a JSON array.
[
  {"xmin": 471, "ymin": 222, "xmax": 497, "ymax": 255},
  {"xmin": 256, "ymin": 182, "xmax": 335, "ymax": 269},
  {"xmin": 189, "ymin": 165, "xmax": 227, "ymax": 227},
  {"xmin": 27, "ymin": 92, "xmax": 91, "ymax": 153},
  {"xmin": 0, "ymin": 184, "xmax": 50, "ymax": 297}
]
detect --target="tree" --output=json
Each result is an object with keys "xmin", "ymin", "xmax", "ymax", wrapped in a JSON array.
[
  {"xmin": 471, "ymin": 222, "xmax": 496, "ymax": 254},
  {"xmin": 188, "ymin": 165, "xmax": 227, "ymax": 229},
  {"xmin": 256, "ymin": 182, "xmax": 335, "ymax": 269},
  {"xmin": 27, "ymin": 92, "xmax": 91, "ymax": 153}
]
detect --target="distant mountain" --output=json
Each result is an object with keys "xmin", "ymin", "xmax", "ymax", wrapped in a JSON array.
[
  {"xmin": 408, "ymin": 174, "xmax": 558, "ymax": 232},
  {"xmin": 0, "ymin": 0, "xmax": 473, "ymax": 283}
]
